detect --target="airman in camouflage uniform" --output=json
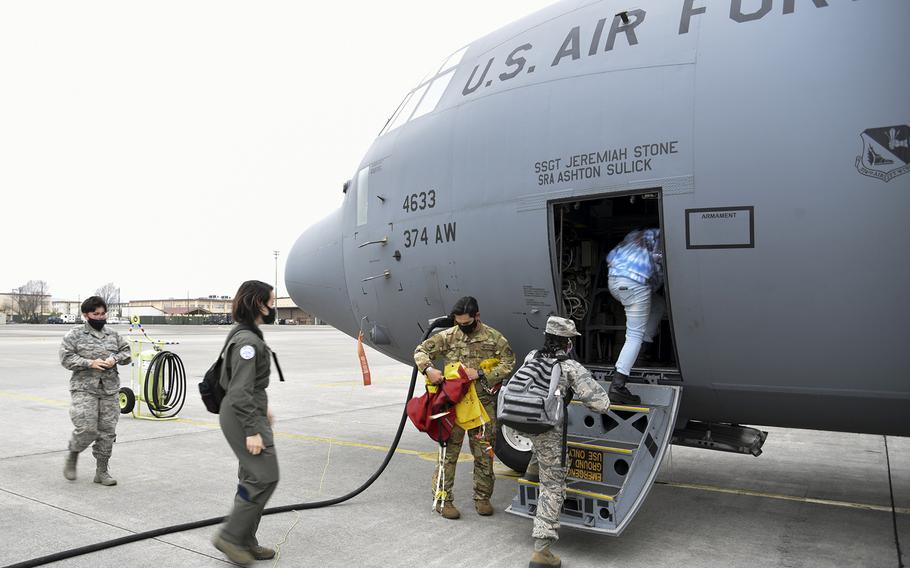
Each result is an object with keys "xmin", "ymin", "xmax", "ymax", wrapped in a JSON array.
[
  {"xmin": 59, "ymin": 298, "xmax": 131, "ymax": 485},
  {"xmin": 414, "ymin": 296, "xmax": 515, "ymax": 519},
  {"xmin": 526, "ymin": 316, "xmax": 610, "ymax": 568}
]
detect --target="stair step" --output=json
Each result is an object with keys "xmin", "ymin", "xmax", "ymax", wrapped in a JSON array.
[
  {"xmin": 568, "ymin": 480, "xmax": 622, "ymax": 500},
  {"xmin": 570, "ymin": 400, "xmax": 651, "ymax": 413},
  {"xmin": 567, "ymin": 436, "xmax": 637, "ymax": 455},
  {"xmin": 517, "ymin": 478, "xmax": 618, "ymax": 501},
  {"xmin": 506, "ymin": 383, "xmax": 682, "ymax": 536}
]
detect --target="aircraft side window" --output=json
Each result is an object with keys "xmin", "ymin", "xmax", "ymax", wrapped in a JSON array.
[
  {"xmin": 379, "ymin": 45, "xmax": 469, "ymax": 137},
  {"xmin": 411, "ymin": 70, "xmax": 455, "ymax": 121},
  {"xmin": 384, "ymin": 82, "xmax": 429, "ymax": 133},
  {"xmin": 438, "ymin": 46, "xmax": 467, "ymax": 74},
  {"xmin": 379, "ymin": 91, "xmax": 414, "ymax": 137},
  {"xmin": 356, "ymin": 166, "xmax": 369, "ymax": 226}
]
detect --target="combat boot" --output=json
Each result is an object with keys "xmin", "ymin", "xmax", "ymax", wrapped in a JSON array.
[
  {"xmin": 529, "ymin": 545, "xmax": 561, "ymax": 568},
  {"xmin": 213, "ymin": 535, "xmax": 254, "ymax": 566},
  {"xmin": 475, "ymin": 499, "xmax": 494, "ymax": 516},
  {"xmin": 63, "ymin": 451, "xmax": 78, "ymax": 481},
  {"xmin": 435, "ymin": 501, "xmax": 460, "ymax": 519},
  {"xmin": 251, "ymin": 545, "xmax": 276, "ymax": 560},
  {"xmin": 609, "ymin": 372, "xmax": 641, "ymax": 405},
  {"xmin": 93, "ymin": 458, "xmax": 117, "ymax": 486}
]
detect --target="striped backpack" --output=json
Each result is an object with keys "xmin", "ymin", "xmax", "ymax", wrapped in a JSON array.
[{"xmin": 497, "ymin": 351, "xmax": 571, "ymax": 435}]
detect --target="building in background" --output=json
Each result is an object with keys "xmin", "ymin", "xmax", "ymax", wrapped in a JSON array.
[
  {"xmin": 125, "ymin": 295, "xmax": 233, "ymax": 314},
  {"xmin": 276, "ymin": 296, "xmax": 316, "ymax": 324},
  {"xmin": 52, "ymin": 299, "xmax": 83, "ymax": 316},
  {"xmin": 0, "ymin": 292, "xmax": 315, "ymax": 324},
  {"xmin": 120, "ymin": 306, "xmax": 167, "ymax": 319},
  {"xmin": 163, "ymin": 307, "xmax": 212, "ymax": 316},
  {"xmin": 123, "ymin": 295, "xmax": 314, "ymax": 324},
  {"xmin": 0, "ymin": 294, "xmax": 16, "ymax": 316},
  {"xmin": 0, "ymin": 292, "xmax": 52, "ymax": 320}
]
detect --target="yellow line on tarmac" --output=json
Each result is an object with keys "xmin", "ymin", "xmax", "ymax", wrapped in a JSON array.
[
  {"xmin": 169, "ymin": 417, "xmax": 449, "ymax": 459},
  {"xmin": 655, "ymin": 481, "xmax": 910, "ymax": 515},
  {"xmin": 174, "ymin": 416, "xmax": 475, "ymax": 463},
  {"xmin": 166, "ymin": 418, "xmax": 473, "ymax": 463},
  {"xmin": 0, "ymin": 391, "xmax": 472, "ymax": 463},
  {"xmin": 273, "ymin": 430, "xmax": 473, "ymax": 463},
  {"xmin": 0, "ymin": 391, "xmax": 68, "ymax": 407},
  {"xmin": 5, "ymin": 390, "xmax": 907, "ymax": 514},
  {"xmin": 316, "ymin": 376, "xmax": 412, "ymax": 388}
]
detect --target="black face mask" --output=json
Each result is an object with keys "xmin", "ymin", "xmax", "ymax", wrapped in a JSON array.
[
  {"xmin": 88, "ymin": 318, "xmax": 106, "ymax": 331},
  {"xmin": 457, "ymin": 319, "xmax": 477, "ymax": 334},
  {"xmin": 262, "ymin": 307, "xmax": 277, "ymax": 325}
]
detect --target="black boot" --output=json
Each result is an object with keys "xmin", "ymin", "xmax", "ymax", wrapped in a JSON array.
[{"xmin": 609, "ymin": 372, "xmax": 641, "ymax": 405}]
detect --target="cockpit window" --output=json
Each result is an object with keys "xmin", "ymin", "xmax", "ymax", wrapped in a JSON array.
[
  {"xmin": 380, "ymin": 91, "xmax": 413, "ymax": 137},
  {"xmin": 384, "ymin": 82, "xmax": 428, "ymax": 134},
  {"xmin": 438, "ymin": 46, "xmax": 467, "ymax": 74},
  {"xmin": 378, "ymin": 45, "xmax": 469, "ymax": 136},
  {"xmin": 411, "ymin": 70, "xmax": 455, "ymax": 121}
]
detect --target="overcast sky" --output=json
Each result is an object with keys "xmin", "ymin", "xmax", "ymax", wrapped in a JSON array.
[{"xmin": 0, "ymin": 1, "xmax": 554, "ymax": 302}]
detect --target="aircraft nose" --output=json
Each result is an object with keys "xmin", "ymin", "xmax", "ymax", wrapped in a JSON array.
[{"xmin": 285, "ymin": 208, "xmax": 357, "ymax": 335}]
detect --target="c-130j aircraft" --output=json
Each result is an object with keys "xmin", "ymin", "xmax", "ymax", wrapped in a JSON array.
[{"xmin": 287, "ymin": 0, "xmax": 909, "ymax": 535}]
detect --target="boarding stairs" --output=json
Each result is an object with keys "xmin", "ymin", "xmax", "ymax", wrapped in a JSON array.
[{"xmin": 506, "ymin": 382, "xmax": 681, "ymax": 536}]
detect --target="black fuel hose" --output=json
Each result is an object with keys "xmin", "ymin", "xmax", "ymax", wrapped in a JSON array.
[
  {"xmin": 143, "ymin": 350, "xmax": 186, "ymax": 419},
  {"xmin": 3, "ymin": 316, "xmax": 453, "ymax": 568}
]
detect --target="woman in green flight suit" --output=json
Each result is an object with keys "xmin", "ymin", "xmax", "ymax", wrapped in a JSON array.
[{"xmin": 213, "ymin": 280, "xmax": 280, "ymax": 566}]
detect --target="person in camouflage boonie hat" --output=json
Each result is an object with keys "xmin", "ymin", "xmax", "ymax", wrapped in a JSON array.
[
  {"xmin": 544, "ymin": 316, "xmax": 581, "ymax": 337},
  {"xmin": 523, "ymin": 315, "xmax": 610, "ymax": 568}
]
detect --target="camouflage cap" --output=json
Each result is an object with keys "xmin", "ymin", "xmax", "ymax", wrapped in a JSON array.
[{"xmin": 545, "ymin": 316, "xmax": 581, "ymax": 337}]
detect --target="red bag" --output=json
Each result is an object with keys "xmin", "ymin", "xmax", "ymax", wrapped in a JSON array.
[{"xmin": 406, "ymin": 377, "xmax": 472, "ymax": 444}]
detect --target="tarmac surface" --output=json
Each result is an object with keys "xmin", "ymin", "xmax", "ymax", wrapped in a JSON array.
[{"xmin": 0, "ymin": 324, "xmax": 906, "ymax": 568}]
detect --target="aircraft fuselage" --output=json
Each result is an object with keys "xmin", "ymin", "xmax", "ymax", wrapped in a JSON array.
[{"xmin": 287, "ymin": 0, "xmax": 910, "ymax": 436}]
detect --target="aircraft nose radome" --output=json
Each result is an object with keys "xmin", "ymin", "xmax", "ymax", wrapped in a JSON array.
[{"xmin": 285, "ymin": 208, "xmax": 357, "ymax": 336}]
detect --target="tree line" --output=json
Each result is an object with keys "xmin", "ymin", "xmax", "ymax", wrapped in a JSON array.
[{"xmin": 8, "ymin": 281, "xmax": 120, "ymax": 322}]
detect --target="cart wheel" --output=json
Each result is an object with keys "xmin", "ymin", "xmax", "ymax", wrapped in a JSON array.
[{"xmin": 118, "ymin": 387, "xmax": 135, "ymax": 414}]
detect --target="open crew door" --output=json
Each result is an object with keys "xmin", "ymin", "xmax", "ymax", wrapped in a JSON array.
[
  {"xmin": 506, "ymin": 382, "xmax": 680, "ymax": 536},
  {"xmin": 550, "ymin": 191, "xmax": 680, "ymax": 377}
]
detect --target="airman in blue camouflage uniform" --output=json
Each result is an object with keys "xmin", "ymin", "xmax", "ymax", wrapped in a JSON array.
[
  {"xmin": 59, "ymin": 296, "xmax": 131, "ymax": 486},
  {"xmin": 526, "ymin": 316, "xmax": 610, "ymax": 568}
]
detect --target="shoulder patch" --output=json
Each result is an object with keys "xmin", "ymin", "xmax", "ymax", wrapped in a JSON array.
[{"xmin": 239, "ymin": 345, "xmax": 255, "ymax": 360}]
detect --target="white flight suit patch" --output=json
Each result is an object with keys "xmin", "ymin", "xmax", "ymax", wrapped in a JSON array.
[{"xmin": 239, "ymin": 345, "xmax": 255, "ymax": 360}]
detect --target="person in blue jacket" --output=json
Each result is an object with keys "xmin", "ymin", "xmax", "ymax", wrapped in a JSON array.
[{"xmin": 606, "ymin": 228, "xmax": 666, "ymax": 405}]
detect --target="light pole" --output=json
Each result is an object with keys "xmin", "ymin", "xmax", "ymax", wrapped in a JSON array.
[{"xmin": 273, "ymin": 250, "xmax": 279, "ymax": 324}]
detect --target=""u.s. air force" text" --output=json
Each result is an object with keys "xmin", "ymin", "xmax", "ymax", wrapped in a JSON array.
[{"xmin": 464, "ymin": 0, "xmax": 839, "ymax": 97}]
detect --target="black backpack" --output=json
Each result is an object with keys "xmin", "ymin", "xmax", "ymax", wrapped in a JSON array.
[{"xmin": 200, "ymin": 325, "xmax": 280, "ymax": 414}]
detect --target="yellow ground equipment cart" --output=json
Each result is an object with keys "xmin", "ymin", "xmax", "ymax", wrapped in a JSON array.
[{"xmin": 118, "ymin": 316, "xmax": 187, "ymax": 420}]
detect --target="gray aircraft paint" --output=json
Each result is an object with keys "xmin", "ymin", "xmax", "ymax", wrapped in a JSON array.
[{"xmin": 287, "ymin": 0, "xmax": 910, "ymax": 436}]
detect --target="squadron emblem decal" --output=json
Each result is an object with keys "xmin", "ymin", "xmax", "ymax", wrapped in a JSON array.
[{"xmin": 855, "ymin": 125, "xmax": 910, "ymax": 182}]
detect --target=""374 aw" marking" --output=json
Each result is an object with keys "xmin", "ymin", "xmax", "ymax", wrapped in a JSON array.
[{"xmin": 402, "ymin": 222, "xmax": 456, "ymax": 248}]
